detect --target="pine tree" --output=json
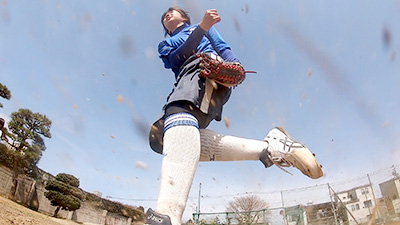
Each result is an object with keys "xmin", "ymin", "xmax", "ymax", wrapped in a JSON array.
[
  {"xmin": 0, "ymin": 83, "xmax": 11, "ymax": 108},
  {"xmin": 45, "ymin": 173, "xmax": 83, "ymax": 217},
  {"xmin": 1, "ymin": 108, "xmax": 51, "ymax": 199}
]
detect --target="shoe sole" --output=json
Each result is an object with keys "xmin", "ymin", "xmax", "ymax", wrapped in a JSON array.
[
  {"xmin": 286, "ymin": 148, "xmax": 323, "ymax": 179},
  {"xmin": 275, "ymin": 127, "xmax": 323, "ymax": 179}
]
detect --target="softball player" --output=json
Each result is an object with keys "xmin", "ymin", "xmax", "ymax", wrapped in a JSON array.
[{"xmin": 146, "ymin": 7, "xmax": 323, "ymax": 225}]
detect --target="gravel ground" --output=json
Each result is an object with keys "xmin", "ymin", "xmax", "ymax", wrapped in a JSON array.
[
  {"xmin": 1, "ymin": 194, "xmax": 400, "ymax": 225},
  {"xmin": 0, "ymin": 195, "xmax": 81, "ymax": 225}
]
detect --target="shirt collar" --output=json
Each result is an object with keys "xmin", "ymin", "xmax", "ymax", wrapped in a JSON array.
[{"xmin": 171, "ymin": 23, "xmax": 189, "ymax": 36}]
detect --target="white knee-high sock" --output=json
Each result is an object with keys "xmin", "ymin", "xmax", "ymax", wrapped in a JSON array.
[
  {"xmin": 199, "ymin": 129, "xmax": 269, "ymax": 162},
  {"xmin": 155, "ymin": 115, "xmax": 200, "ymax": 225}
]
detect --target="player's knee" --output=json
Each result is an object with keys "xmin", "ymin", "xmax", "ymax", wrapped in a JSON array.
[{"xmin": 163, "ymin": 112, "xmax": 199, "ymax": 133}]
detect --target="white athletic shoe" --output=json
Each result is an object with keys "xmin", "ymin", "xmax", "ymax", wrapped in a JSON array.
[{"xmin": 263, "ymin": 127, "xmax": 323, "ymax": 179}]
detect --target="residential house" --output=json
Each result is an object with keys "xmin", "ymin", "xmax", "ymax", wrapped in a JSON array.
[{"xmin": 335, "ymin": 184, "xmax": 375, "ymax": 225}]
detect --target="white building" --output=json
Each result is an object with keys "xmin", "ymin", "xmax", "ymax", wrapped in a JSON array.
[{"xmin": 335, "ymin": 184, "xmax": 375, "ymax": 225}]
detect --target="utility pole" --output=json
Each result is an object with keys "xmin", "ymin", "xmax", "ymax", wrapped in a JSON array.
[
  {"xmin": 198, "ymin": 183, "xmax": 202, "ymax": 214},
  {"xmin": 392, "ymin": 165, "xmax": 399, "ymax": 178},
  {"xmin": 367, "ymin": 174, "xmax": 380, "ymax": 219},
  {"xmin": 194, "ymin": 183, "xmax": 202, "ymax": 225}
]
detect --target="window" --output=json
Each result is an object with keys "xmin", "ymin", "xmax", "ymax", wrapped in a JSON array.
[
  {"xmin": 361, "ymin": 188, "xmax": 369, "ymax": 195},
  {"xmin": 351, "ymin": 204, "xmax": 360, "ymax": 211},
  {"xmin": 364, "ymin": 200, "xmax": 372, "ymax": 208}
]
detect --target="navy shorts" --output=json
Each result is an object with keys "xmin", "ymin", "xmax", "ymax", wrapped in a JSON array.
[{"xmin": 149, "ymin": 54, "xmax": 231, "ymax": 154}]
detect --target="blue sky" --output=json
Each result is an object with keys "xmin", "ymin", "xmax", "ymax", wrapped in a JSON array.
[{"xmin": 1, "ymin": 0, "xmax": 399, "ymax": 221}]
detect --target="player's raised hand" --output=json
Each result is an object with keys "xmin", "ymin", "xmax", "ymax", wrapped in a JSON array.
[{"xmin": 199, "ymin": 9, "xmax": 221, "ymax": 31}]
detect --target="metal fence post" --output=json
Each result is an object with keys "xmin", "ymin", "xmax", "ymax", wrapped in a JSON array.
[
  {"xmin": 281, "ymin": 191, "xmax": 287, "ymax": 225},
  {"xmin": 328, "ymin": 183, "xmax": 339, "ymax": 225}
]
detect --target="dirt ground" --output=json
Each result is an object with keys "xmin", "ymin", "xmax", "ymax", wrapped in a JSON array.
[
  {"xmin": 0, "ymin": 195, "xmax": 82, "ymax": 225},
  {"xmin": 1, "ymin": 194, "xmax": 400, "ymax": 225}
]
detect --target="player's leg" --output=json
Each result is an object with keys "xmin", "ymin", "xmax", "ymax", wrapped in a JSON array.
[
  {"xmin": 199, "ymin": 127, "xmax": 323, "ymax": 179},
  {"xmin": 199, "ymin": 129, "xmax": 271, "ymax": 163},
  {"xmin": 147, "ymin": 112, "xmax": 200, "ymax": 225}
]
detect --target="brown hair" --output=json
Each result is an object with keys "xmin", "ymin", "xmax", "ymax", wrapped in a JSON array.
[{"xmin": 161, "ymin": 7, "xmax": 191, "ymax": 36}]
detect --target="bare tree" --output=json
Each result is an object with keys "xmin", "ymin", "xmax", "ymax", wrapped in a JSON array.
[{"xmin": 226, "ymin": 195, "xmax": 270, "ymax": 225}]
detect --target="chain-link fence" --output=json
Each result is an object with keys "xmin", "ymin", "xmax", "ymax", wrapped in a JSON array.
[{"xmin": 193, "ymin": 164, "xmax": 400, "ymax": 225}]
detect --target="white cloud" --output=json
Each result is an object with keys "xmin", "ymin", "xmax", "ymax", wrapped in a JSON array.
[
  {"xmin": 134, "ymin": 160, "xmax": 148, "ymax": 170},
  {"xmin": 145, "ymin": 47, "xmax": 156, "ymax": 59}
]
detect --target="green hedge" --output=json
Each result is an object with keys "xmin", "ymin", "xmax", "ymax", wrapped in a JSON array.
[
  {"xmin": 100, "ymin": 199, "xmax": 144, "ymax": 220},
  {"xmin": 84, "ymin": 194, "xmax": 144, "ymax": 220}
]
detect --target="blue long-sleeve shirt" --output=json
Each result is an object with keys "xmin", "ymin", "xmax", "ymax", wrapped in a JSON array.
[{"xmin": 158, "ymin": 23, "xmax": 239, "ymax": 77}]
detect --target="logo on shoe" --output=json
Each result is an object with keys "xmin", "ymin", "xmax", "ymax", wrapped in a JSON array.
[{"xmin": 147, "ymin": 213, "xmax": 164, "ymax": 224}]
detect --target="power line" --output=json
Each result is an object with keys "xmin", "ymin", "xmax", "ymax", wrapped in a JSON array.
[{"xmin": 105, "ymin": 164, "xmax": 400, "ymax": 202}]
